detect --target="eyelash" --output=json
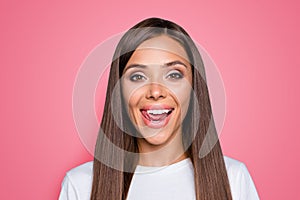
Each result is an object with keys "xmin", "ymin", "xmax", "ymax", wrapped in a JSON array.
[
  {"xmin": 166, "ymin": 71, "xmax": 183, "ymax": 80},
  {"xmin": 129, "ymin": 74, "xmax": 146, "ymax": 82},
  {"xmin": 129, "ymin": 70, "xmax": 184, "ymax": 82}
]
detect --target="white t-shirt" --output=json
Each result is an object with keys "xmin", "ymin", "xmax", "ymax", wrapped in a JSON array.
[{"xmin": 58, "ymin": 156, "xmax": 260, "ymax": 200}]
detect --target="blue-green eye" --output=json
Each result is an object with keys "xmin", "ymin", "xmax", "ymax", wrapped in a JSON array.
[
  {"xmin": 167, "ymin": 72, "xmax": 183, "ymax": 79},
  {"xmin": 130, "ymin": 74, "xmax": 146, "ymax": 81}
]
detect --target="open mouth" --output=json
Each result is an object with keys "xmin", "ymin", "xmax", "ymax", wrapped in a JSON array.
[{"xmin": 140, "ymin": 107, "xmax": 174, "ymax": 129}]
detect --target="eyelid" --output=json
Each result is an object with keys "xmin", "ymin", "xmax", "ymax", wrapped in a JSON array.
[
  {"xmin": 166, "ymin": 69, "xmax": 183, "ymax": 76},
  {"xmin": 124, "ymin": 70, "xmax": 145, "ymax": 77},
  {"xmin": 165, "ymin": 69, "xmax": 184, "ymax": 79},
  {"xmin": 129, "ymin": 71, "xmax": 147, "ymax": 82},
  {"xmin": 130, "ymin": 70, "xmax": 145, "ymax": 75},
  {"xmin": 168, "ymin": 63, "xmax": 188, "ymax": 70}
]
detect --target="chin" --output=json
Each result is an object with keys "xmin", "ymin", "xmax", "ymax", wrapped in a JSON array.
[
  {"xmin": 145, "ymin": 137, "xmax": 168, "ymax": 146},
  {"xmin": 141, "ymin": 130, "xmax": 175, "ymax": 146}
]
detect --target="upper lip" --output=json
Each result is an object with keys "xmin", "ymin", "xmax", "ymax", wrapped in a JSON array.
[{"xmin": 140, "ymin": 104, "xmax": 174, "ymax": 111}]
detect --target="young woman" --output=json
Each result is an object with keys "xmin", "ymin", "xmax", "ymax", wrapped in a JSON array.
[{"xmin": 59, "ymin": 18, "xmax": 259, "ymax": 200}]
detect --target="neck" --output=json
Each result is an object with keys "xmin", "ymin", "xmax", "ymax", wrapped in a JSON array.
[{"xmin": 137, "ymin": 130, "xmax": 188, "ymax": 167}]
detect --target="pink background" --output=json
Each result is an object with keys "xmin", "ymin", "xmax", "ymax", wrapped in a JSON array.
[{"xmin": 1, "ymin": 0, "xmax": 299, "ymax": 199}]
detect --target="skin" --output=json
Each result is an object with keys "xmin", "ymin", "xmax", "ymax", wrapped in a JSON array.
[{"xmin": 121, "ymin": 35, "xmax": 193, "ymax": 166}]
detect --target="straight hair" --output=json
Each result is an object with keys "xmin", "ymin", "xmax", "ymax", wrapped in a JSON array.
[{"xmin": 91, "ymin": 17, "xmax": 233, "ymax": 200}]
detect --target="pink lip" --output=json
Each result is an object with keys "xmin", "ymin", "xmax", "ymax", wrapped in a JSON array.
[
  {"xmin": 140, "ymin": 104, "xmax": 174, "ymax": 111},
  {"xmin": 140, "ymin": 104, "xmax": 174, "ymax": 129}
]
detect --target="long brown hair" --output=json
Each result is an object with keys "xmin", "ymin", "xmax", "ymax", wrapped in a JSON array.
[{"xmin": 91, "ymin": 18, "xmax": 232, "ymax": 200}]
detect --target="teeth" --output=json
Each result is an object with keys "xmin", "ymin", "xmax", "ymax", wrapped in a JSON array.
[{"xmin": 147, "ymin": 109, "xmax": 171, "ymax": 115}]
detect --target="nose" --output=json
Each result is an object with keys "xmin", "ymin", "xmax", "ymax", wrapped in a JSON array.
[{"xmin": 145, "ymin": 83, "xmax": 167, "ymax": 100}]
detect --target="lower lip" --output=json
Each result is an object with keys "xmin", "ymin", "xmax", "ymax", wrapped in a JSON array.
[{"xmin": 141, "ymin": 111, "xmax": 173, "ymax": 129}]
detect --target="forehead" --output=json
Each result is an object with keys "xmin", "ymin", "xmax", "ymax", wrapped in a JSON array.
[{"xmin": 126, "ymin": 35, "xmax": 190, "ymax": 66}]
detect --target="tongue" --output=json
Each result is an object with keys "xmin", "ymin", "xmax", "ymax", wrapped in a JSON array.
[{"xmin": 142, "ymin": 111, "xmax": 169, "ymax": 121}]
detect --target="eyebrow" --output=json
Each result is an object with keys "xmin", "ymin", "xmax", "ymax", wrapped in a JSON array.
[
  {"xmin": 124, "ymin": 60, "xmax": 188, "ymax": 73},
  {"xmin": 164, "ymin": 61, "xmax": 188, "ymax": 68}
]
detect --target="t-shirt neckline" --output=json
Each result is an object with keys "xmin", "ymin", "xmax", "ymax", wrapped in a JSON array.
[{"xmin": 134, "ymin": 158, "xmax": 192, "ymax": 174}]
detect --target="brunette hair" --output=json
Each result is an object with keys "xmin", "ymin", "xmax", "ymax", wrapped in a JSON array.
[{"xmin": 91, "ymin": 18, "xmax": 233, "ymax": 200}]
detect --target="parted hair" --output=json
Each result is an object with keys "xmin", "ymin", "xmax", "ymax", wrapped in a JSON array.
[{"xmin": 90, "ymin": 17, "xmax": 233, "ymax": 200}]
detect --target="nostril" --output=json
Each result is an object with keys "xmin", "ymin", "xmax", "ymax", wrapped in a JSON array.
[
  {"xmin": 148, "ymin": 94, "xmax": 165, "ymax": 100},
  {"xmin": 146, "ymin": 84, "xmax": 167, "ymax": 100}
]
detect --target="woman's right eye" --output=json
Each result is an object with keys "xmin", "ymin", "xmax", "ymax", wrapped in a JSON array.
[{"xmin": 129, "ymin": 74, "xmax": 146, "ymax": 82}]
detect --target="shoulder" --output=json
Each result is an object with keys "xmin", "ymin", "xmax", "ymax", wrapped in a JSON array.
[
  {"xmin": 223, "ymin": 156, "xmax": 260, "ymax": 200},
  {"xmin": 223, "ymin": 155, "xmax": 254, "ymax": 183},
  {"xmin": 64, "ymin": 161, "xmax": 94, "ymax": 188},
  {"xmin": 59, "ymin": 161, "xmax": 94, "ymax": 200},
  {"xmin": 65, "ymin": 161, "xmax": 93, "ymax": 179},
  {"xmin": 223, "ymin": 156, "xmax": 246, "ymax": 173},
  {"xmin": 223, "ymin": 156, "xmax": 249, "ymax": 187}
]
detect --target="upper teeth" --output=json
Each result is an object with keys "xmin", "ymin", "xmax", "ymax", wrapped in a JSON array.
[{"xmin": 147, "ymin": 109, "xmax": 171, "ymax": 115}]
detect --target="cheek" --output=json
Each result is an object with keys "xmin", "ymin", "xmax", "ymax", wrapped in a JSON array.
[
  {"xmin": 122, "ymin": 81, "xmax": 136, "ymax": 109},
  {"xmin": 167, "ymin": 79, "xmax": 192, "ymax": 103},
  {"xmin": 127, "ymin": 96, "xmax": 139, "ymax": 111},
  {"xmin": 171, "ymin": 84, "xmax": 192, "ymax": 117},
  {"xmin": 179, "ymin": 90, "xmax": 191, "ymax": 111},
  {"xmin": 121, "ymin": 78, "xmax": 146, "ymax": 105},
  {"xmin": 122, "ymin": 86, "xmax": 144, "ymax": 114}
]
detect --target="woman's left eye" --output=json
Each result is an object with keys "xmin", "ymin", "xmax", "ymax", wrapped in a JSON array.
[{"xmin": 166, "ymin": 72, "xmax": 183, "ymax": 79}]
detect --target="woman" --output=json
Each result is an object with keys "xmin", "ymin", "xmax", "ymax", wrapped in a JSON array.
[{"xmin": 59, "ymin": 18, "xmax": 259, "ymax": 200}]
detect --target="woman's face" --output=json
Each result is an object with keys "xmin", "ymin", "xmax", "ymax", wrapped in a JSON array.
[{"xmin": 121, "ymin": 35, "xmax": 193, "ymax": 146}]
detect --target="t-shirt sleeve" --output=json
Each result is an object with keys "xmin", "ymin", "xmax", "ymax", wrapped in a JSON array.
[
  {"xmin": 58, "ymin": 174, "xmax": 79, "ymax": 200},
  {"xmin": 238, "ymin": 163, "xmax": 260, "ymax": 200}
]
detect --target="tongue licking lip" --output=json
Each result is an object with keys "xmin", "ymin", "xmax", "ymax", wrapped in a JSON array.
[
  {"xmin": 142, "ymin": 111, "xmax": 169, "ymax": 121},
  {"xmin": 140, "ymin": 109, "xmax": 173, "ymax": 129}
]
